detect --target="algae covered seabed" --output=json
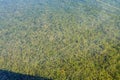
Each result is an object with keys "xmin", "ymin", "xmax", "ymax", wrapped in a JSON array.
[{"xmin": 0, "ymin": 0, "xmax": 120, "ymax": 80}]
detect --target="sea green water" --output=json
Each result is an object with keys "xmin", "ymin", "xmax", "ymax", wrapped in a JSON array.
[{"xmin": 0, "ymin": 0, "xmax": 120, "ymax": 80}]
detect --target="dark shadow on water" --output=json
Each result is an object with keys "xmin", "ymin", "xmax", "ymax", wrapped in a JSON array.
[{"xmin": 0, "ymin": 70, "xmax": 52, "ymax": 80}]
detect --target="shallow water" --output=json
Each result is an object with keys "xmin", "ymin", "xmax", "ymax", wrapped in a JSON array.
[{"xmin": 0, "ymin": 0, "xmax": 120, "ymax": 80}]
